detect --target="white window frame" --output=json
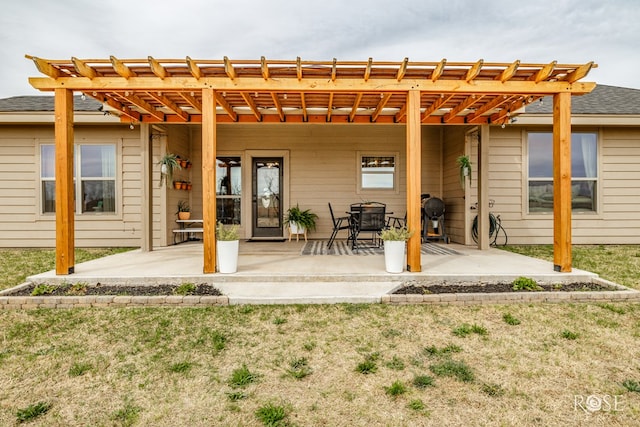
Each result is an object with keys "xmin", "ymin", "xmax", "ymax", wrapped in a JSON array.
[
  {"xmin": 39, "ymin": 141, "xmax": 120, "ymax": 217},
  {"xmin": 357, "ymin": 151, "xmax": 399, "ymax": 193},
  {"xmin": 526, "ymin": 131, "xmax": 600, "ymax": 215}
]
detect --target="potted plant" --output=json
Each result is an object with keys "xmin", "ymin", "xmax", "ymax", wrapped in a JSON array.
[
  {"xmin": 176, "ymin": 200, "xmax": 191, "ymax": 220},
  {"xmin": 158, "ymin": 153, "xmax": 182, "ymax": 187},
  {"xmin": 379, "ymin": 226, "xmax": 414, "ymax": 273},
  {"xmin": 456, "ymin": 155, "xmax": 472, "ymax": 189},
  {"xmin": 285, "ymin": 204, "xmax": 318, "ymax": 237},
  {"xmin": 216, "ymin": 221, "xmax": 239, "ymax": 273}
]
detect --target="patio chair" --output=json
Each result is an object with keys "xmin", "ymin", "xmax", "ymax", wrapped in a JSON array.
[
  {"xmin": 327, "ymin": 203, "xmax": 351, "ymax": 249},
  {"xmin": 349, "ymin": 202, "xmax": 386, "ymax": 252}
]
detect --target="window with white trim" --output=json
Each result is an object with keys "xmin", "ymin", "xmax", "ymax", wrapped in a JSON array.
[
  {"xmin": 360, "ymin": 155, "xmax": 396, "ymax": 190},
  {"xmin": 527, "ymin": 132, "xmax": 598, "ymax": 213},
  {"xmin": 40, "ymin": 144, "xmax": 117, "ymax": 214}
]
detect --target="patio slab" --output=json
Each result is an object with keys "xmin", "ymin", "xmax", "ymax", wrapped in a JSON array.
[{"xmin": 19, "ymin": 241, "xmax": 606, "ymax": 304}]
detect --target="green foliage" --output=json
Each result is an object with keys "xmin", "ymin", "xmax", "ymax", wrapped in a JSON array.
[
  {"xmin": 229, "ymin": 364, "xmax": 259, "ymax": 387},
  {"xmin": 502, "ymin": 313, "xmax": 521, "ymax": 325},
  {"xmin": 423, "ymin": 344, "xmax": 462, "ymax": 356},
  {"xmin": 158, "ymin": 153, "xmax": 181, "ymax": 186},
  {"xmin": 111, "ymin": 399, "xmax": 141, "ymax": 427},
  {"xmin": 210, "ymin": 330, "xmax": 227, "ymax": 353},
  {"xmin": 216, "ymin": 222, "xmax": 240, "ymax": 241},
  {"xmin": 31, "ymin": 284, "xmax": 57, "ymax": 296},
  {"xmin": 452, "ymin": 323, "xmax": 488, "ymax": 337},
  {"xmin": 16, "ymin": 401, "xmax": 51, "ymax": 423},
  {"xmin": 385, "ymin": 356, "xmax": 405, "ymax": 371},
  {"xmin": 173, "ymin": 282, "xmax": 196, "ymax": 296},
  {"xmin": 512, "ymin": 276, "xmax": 542, "ymax": 291},
  {"xmin": 379, "ymin": 226, "xmax": 414, "ymax": 241},
  {"xmin": 561, "ymin": 330, "xmax": 579, "ymax": 340},
  {"xmin": 273, "ymin": 317, "xmax": 287, "ymax": 325},
  {"xmin": 622, "ymin": 379, "xmax": 640, "ymax": 393},
  {"xmin": 381, "ymin": 328, "xmax": 402, "ymax": 339},
  {"xmin": 65, "ymin": 282, "xmax": 88, "ymax": 296},
  {"xmin": 226, "ymin": 391, "xmax": 247, "ymax": 401},
  {"xmin": 68, "ymin": 362, "xmax": 92, "ymax": 377},
  {"xmin": 255, "ymin": 402, "xmax": 288, "ymax": 426},
  {"xmin": 481, "ymin": 382, "xmax": 506, "ymax": 397},
  {"xmin": 285, "ymin": 204, "xmax": 318, "ymax": 231},
  {"xmin": 286, "ymin": 357, "xmax": 312, "ymax": 379},
  {"xmin": 356, "ymin": 356, "xmax": 378, "ymax": 374},
  {"xmin": 169, "ymin": 361, "xmax": 193, "ymax": 374},
  {"xmin": 456, "ymin": 154, "xmax": 472, "ymax": 188},
  {"xmin": 429, "ymin": 359, "xmax": 475, "ymax": 382},
  {"xmin": 408, "ymin": 399, "xmax": 428, "ymax": 412},
  {"xmin": 598, "ymin": 303, "xmax": 627, "ymax": 314},
  {"xmin": 384, "ymin": 380, "xmax": 407, "ymax": 397},
  {"xmin": 412, "ymin": 374, "xmax": 435, "ymax": 389},
  {"xmin": 176, "ymin": 200, "xmax": 190, "ymax": 213}
]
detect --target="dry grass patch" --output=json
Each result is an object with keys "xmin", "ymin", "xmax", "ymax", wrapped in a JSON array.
[{"xmin": 1, "ymin": 303, "xmax": 640, "ymax": 425}]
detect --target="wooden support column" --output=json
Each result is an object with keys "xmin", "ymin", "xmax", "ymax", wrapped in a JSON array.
[
  {"xmin": 477, "ymin": 126, "xmax": 490, "ymax": 250},
  {"xmin": 54, "ymin": 88, "xmax": 75, "ymax": 274},
  {"xmin": 202, "ymin": 88, "xmax": 217, "ymax": 273},
  {"xmin": 140, "ymin": 123, "xmax": 152, "ymax": 251},
  {"xmin": 406, "ymin": 90, "xmax": 422, "ymax": 272},
  {"xmin": 553, "ymin": 92, "xmax": 572, "ymax": 272}
]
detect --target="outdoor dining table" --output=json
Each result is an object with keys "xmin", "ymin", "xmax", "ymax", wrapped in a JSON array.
[{"xmin": 347, "ymin": 202, "xmax": 390, "ymax": 251}]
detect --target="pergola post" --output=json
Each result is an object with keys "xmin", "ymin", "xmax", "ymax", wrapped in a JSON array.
[
  {"xmin": 406, "ymin": 90, "xmax": 422, "ymax": 272},
  {"xmin": 477, "ymin": 125, "xmax": 490, "ymax": 250},
  {"xmin": 553, "ymin": 92, "xmax": 572, "ymax": 272},
  {"xmin": 140, "ymin": 123, "xmax": 152, "ymax": 252},
  {"xmin": 54, "ymin": 88, "xmax": 75, "ymax": 274},
  {"xmin": 202, "ymin": 88, "xmax": 217, "ymax": 273}
]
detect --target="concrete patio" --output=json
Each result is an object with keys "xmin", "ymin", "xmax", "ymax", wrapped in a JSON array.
[{"xmin": 20, "ymin": 240, "xmax": 611, "ymax": 304}]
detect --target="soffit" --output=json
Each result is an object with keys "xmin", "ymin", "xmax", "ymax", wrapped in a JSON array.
[{"xmin": 26, "ymin": 56, "xmax": 597, "ymax": 125}]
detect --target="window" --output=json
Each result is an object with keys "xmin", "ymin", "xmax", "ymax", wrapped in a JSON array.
[
  {"xmin": 40, "ymin": 143, "xmax": 117, "ymax": 214},
  {"xmin": 216, "ymin": 156, "xmax": 241, "ymax": 224},
  {"xmin": 360, "ymin": 155, "xmax": 396, "ymax": 189},
  {"xmin": 528, "ymin": 132, "xmax": 598, "ymax": 213}
]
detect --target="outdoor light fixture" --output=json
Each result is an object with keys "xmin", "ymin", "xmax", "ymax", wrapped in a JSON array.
[{"xmin": 80, "ymin": 93, "xmax": 86, "ymax": 101}]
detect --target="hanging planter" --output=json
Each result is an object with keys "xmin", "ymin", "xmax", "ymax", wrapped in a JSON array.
[
  {"xmin": 158, "ymin": 153, "xmax": 182, "ymax": 187},
  {"xmin": 456, "ymin": 155, "xmax": 472, "ymax": 190}
]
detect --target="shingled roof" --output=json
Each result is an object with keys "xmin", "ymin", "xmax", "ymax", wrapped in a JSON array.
[
  {"xmin": 0, "ymin": 95, "xmax": 101, "ymax": 112},
  {"xmin": 525, "ymin": 85, "xmax": 640, "ymax": 115}
]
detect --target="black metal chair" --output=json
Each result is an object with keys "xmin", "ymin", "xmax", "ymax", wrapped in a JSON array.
[
  {"xmin": 349, "ymin": 202, "xmax": 386, "ymax": 252},
  {"xmin": 327, "ymin": 203, "xmax": 351, "ymax": 249}
]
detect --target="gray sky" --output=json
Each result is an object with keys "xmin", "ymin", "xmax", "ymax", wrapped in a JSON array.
[{"xmin": 1, "ymin": 0, "xmax": 638, "ymax": 98}]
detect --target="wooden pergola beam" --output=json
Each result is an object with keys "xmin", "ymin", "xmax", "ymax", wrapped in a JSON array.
[
  {"xmin": 110, "ymin": 56, "xmax": 136, "ymax": 79},
  {"xmin": 466, "ymin": 59, "xmax": 484, "ymax": 82},
  {"xmin": 186, "ymin": 56, "xmax": 202, "ymax": 79},
  {"xmin": 498, "ymin": 60, "xmax": 520, "ymax": 82},
  {"xmin": 396, "ymin": 57, "xmax": 408, "ymax": 82},
  {"xmin": 119, "ymin": 92, "xmax": 165, "ymax": 121},
  {"xmin": 553, "ymin": 92, "xmax": 572, "ymax": 272},
  {"xmin": 300, "ymin": 92, "xmax": 308, "ymax": 122},
  {"xmin": 179, "ymin": 92, "xmax": 202, "ymax": 112},
  {"xmin": 349, "ymin": 93, "xmax": 363, "ymax": 122},
  {"xmin": 371, "ymin": 93, "xmax": 392, "ymax": 122},
  {"xmin": 148, "ymin": 56, "xmax": 168, "ymax": 79},
  {"xmin": 146, "ymin": 92, "xmax": 189, "ymax": 121},
  {"xmin": 421, "ymin": 94, "xmax": 454, "ymax": 122},
  {"xmin": 532, "ymin": 61, "xmax": 557, "ymax": 83},
  {"xmin": 406, "ymin": 89, "xmax": 421, "ymax": 272},
  {"xmin": 54, "ymin": 88, "xmax": 75, "ymax": 274},
  {"xmin": 431, "ymin": 58, "xmax": 446, "ymax": 82},
  {"xmin": 443, "ymin": 95, "xmax": 483, "ymax": 123},
  {"xmin": 224, "ymin": 56, "xmax": 236, "ymax": 80},
  {"xmin": 364, "ymin": 58, "xmax": 373, "ymax": 81},
  {"xmin": 215, "ymin": 92, "xmax": 238, "ymax": 121},
  {"xmin": 72, "ymin": 57, "xmax": 98, "ymax": 79},
  {"xmin": 271, "ymin": 92, "xmax": 285, "ymax": 121},
  {"xmin": 240, "ymin": 92, "xmax": 262, "ymax": 121},
  {"xmin": 564, "ymin": 61, "xmax": 595, "ymax": 83},
  {"xmin": 465, "ymin": 94, "xmax": 515, "ymax": 124},
  {"xmin": 202, "ymin": 88, "xmax": 217, "ymax": 273},
  {"xmin": 261, "ymin": 56, "xmax": 270, "ymax": 80}
]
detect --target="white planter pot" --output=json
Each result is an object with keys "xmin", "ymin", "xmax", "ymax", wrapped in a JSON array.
[
  {"xmin": 384, "ymin": 240, "xmax": 406, "ymax": 273},
  {"xmin": 289, "ymin": 221, "xmax": 306, "ymax": 235},
  {"xmin": 217, "ymin": 240, "xmax": 239, "ymax": 273}
]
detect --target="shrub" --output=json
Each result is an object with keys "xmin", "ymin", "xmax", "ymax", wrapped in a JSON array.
[
  {"xmin": 173, "ymin": 283, "xmax": 196, "ymax": 296},
  {"xmin": 512, "ymin": 276, "xmax": 542, "ymax": 291},
  {"xmin": 31, "ymin": 284, "xmax": 57, "ymax": 296}
]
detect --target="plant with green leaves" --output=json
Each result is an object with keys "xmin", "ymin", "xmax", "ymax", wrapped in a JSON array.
[
  {"xmin": 176, "ymin": 200, "xmax": 190, "ymax": 214},
  {"xmin": 379, "ymin": 226, "xmax": 414, "ymax": 241},
  {"xmin": 16, "ymin": 401, "xmax": 52, "ymax": 423},
  {"xmin": 285, "ymin": 204, "xmax": 318, "ymax": 231},
  {"xmin": 216, "ymin": 222, "xmax": 239, "ymax": 241},
  {"xmin": 512, "ymin": 276, "xmax": 542, "ymax": 291},
  {"xmin": 158, "ymin": 153, "xmax": 181, "ymax": 187},
  {"xmin": 456, "ymin": 154, "xmax": 472, "ymax": 189}
]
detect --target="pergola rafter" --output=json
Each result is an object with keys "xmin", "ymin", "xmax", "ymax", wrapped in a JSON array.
[{"xmin": 26, "ymin": 56, "xmax": 596, "ymax": 125}]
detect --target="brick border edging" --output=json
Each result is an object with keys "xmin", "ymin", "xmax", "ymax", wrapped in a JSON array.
[{"xmin": 0, "ymin": 295, "xmax": 229, "ymax": 309}]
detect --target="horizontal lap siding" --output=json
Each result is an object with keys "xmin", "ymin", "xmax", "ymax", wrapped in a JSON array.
[
  {"xmin": 442, "ymin": 127, "xmax": 468, "ymax": 243},
  {"xmin": 0, "ymin": 126, "xmax": 143, "ymax": 248},
  {"xmin": 492, "ymin": 126, "xmax": 640, "ymax": 244}
]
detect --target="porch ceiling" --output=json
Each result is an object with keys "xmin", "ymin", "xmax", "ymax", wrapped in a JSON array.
[{"xmin": 26, "ymin": 55, "xmax": 596, "ymax": 125}]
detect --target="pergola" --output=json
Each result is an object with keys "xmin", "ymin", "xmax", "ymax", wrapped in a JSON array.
[{"xmin": 26, "ymin": 55, "xmax": 596, "ymax": 275}]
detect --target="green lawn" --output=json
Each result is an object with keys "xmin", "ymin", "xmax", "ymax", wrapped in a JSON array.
[{"xmin": 0, "ymin": 246, "xmax": 639, "ymax": 426}]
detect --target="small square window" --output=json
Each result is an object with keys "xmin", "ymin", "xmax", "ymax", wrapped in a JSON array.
[{"xmin": 360, "ymin": 155, "xmax": 395, "ymax": 189}]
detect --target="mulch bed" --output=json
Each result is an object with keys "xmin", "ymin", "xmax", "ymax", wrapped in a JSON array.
[
  {"xmin": 394, "ymin": 281, "xmax": 618, "ymax": 294},
  {"xmin": 6, "ymin": 283, "xmax": 223, "ymax": 297}
]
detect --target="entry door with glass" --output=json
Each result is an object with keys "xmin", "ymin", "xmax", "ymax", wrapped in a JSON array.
[{"xmin": 252, "ymin": 157, "xmax": 283, "ymax": 238}]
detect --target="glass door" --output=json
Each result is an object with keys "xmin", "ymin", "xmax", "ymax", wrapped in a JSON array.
[{"xmin": 252, "ymin": 157, "xmax": 283, "ymax": 238}]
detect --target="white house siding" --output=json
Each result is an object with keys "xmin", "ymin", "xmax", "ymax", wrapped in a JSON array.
[
  {"xmin": 442, "ymin": 126, "xmax": 470, "ymax": 244},
  {"xmin": 0, "ymin": 125, "xmax": 143, "ymax": 248}
]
